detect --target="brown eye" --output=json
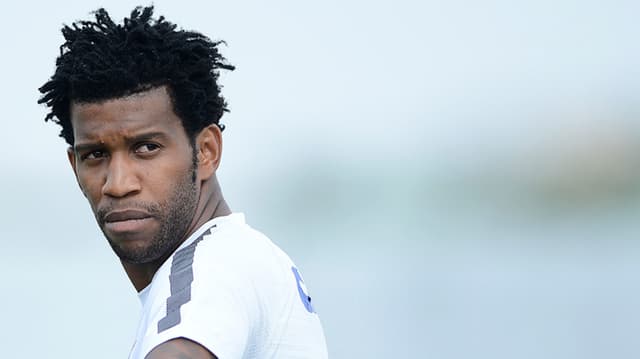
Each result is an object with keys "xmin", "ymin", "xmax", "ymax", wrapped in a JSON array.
[
  {"xmin": 135, "ymin": 143, "xmax": 161, "ymax": 153},
  {"xmin": 83, "ymin": 150, "xmax": 106, "ymax": 160}
]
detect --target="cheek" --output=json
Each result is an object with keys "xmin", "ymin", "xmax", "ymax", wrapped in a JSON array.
[
  {"xmin": 76, "ymin": 169, "xmax": 104, "ymax": 203},
  {"xmin": 162, "ymin": 166, "xmax": 192, "ymax": 186},
  {"xmin": 141, "ymin": 160, "xmax": 191, "ymax": 192}
]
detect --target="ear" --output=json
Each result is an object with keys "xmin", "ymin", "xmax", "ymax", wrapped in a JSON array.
[{"xmin": 195, "ymin": 124, "xmax": 223, "ymax": 182}]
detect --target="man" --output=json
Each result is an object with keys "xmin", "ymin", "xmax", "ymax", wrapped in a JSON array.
[{"xmin": 38, "ymin": 6, "xmax": 328, "ymax": 359}]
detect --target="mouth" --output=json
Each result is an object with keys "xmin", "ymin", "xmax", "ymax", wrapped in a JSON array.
[{"xmin": 103, "ymin": 209, "xmax": 154, "ymax": 234}]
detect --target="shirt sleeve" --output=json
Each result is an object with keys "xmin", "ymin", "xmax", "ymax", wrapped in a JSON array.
[{"xmin": 137, "ymin": 238, "xmax": 258, "ymax": 359}]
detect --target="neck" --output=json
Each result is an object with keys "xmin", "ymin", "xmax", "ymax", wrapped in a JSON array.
[{"xmin": 122, "ymin": 175, "xmax": 231, "ymax": 292}]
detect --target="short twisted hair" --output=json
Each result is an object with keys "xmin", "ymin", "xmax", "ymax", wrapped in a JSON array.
[{"xmin": 38, "ymin": 6, "xmax": 234, "ymax": 145}]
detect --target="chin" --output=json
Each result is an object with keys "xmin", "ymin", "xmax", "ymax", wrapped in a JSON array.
[{"xmin": 107, "ymin": 236, "xmax": 167, "ymax": 264}]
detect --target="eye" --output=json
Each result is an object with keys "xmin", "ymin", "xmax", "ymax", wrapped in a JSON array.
[
  {"xmin": 81, "ymin": 150, "xmax": 106, "ymax": 161},
  {"xmin": 135, "ymin": 143, "xmax": 161, "ymax": 154}
]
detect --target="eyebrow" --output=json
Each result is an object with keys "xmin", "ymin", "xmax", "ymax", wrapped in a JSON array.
[{"xmin": 73, "ymin": 131, "xmax": 169, "ymax": 153}]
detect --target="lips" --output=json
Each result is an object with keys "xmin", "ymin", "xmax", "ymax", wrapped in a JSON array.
[
  {"xmin": 104, "ymin": 209, "xmax": 152, "ymax": 223},
  {"xmin": 103, "ymin": 210, "xmax": 154, "ymax": 235}
]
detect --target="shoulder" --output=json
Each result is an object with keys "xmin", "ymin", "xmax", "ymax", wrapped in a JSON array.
[
  {"xmin": 136, "ymin": 214, "xmax": 327, "ymax": 359},
  {"xmin": 188, "ymin": 216, "xmax": 302, "ymax": 319},
  {"xmin": 193, "ymin": 216, "xmax": 294, "ymax": 278}
]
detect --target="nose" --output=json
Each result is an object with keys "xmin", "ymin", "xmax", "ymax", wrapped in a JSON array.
[{"xmin": 102, "ymin": 154, "xmax": 141, "ymax": 198}]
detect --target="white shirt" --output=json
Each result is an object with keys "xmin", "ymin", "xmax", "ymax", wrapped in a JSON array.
[{"xmin": 129, "ymin": 213, "xmax": 328, "ymax": 359}]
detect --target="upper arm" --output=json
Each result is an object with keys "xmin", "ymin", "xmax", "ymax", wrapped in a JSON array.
[{"xmin": 145, "ymin": 338, "xmax": 218, "ymax": 359}]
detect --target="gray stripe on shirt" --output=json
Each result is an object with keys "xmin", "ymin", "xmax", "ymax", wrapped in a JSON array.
[{"xmin": 157, "ymin": 226, "xmax": 214, "ymax": 333}]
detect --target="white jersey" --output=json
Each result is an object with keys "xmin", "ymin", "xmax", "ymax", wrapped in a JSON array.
[{"xmin": 129, "ymin": 213, "xmax": 328, "ymax": 359}]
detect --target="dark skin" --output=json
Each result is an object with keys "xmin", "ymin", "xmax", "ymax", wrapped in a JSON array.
[
  {"xmin": 67, "ymin": 86, "xmax": 225, "ymax": 358},
  {"xmin": 146, "ymin": 338, "xmax": 217, "ymax": 359}
]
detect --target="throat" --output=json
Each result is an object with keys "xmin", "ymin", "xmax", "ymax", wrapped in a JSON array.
[{"xmin": 122, "ymin": 260, "xmax": 165, "ymax": 292}]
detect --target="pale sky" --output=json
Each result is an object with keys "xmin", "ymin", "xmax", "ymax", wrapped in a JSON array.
[{"xmin": 2, "ymin": 1, "xmax": 639, "ymax": 358}]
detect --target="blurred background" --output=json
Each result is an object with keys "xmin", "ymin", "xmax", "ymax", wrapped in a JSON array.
[{"xmin": 1, "ymin": 0, "xmax": 639, "ymax": 358}]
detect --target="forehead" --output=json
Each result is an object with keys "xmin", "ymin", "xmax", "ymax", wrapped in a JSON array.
[{"xmin": 70, "ymin": 87, "xmax": 183, "ymax": 143}]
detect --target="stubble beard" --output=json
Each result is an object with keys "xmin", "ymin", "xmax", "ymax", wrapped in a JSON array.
[{"xmin": 100, "ymin": 168, "xmax": 199, "ymax": 265}]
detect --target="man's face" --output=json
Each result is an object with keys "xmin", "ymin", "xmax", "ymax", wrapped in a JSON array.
[{"xmin": 68, "ymin": 87, "xmax": 199, "ymax": 264}]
